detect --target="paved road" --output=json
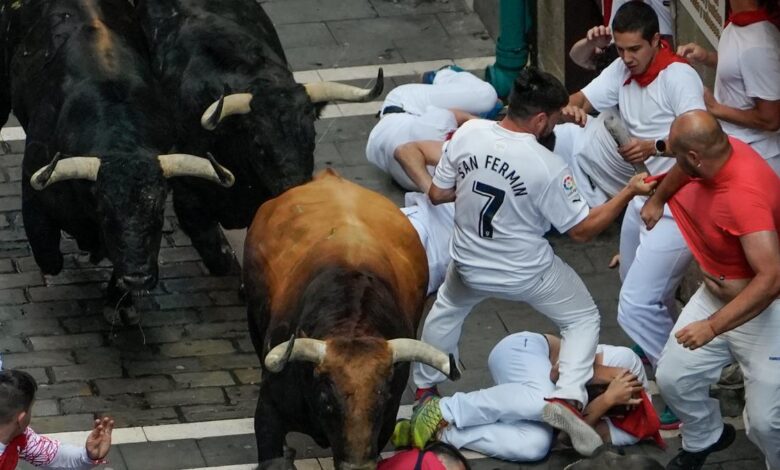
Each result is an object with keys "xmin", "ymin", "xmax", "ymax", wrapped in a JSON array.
[{"xmin": 0, "ymin": 0, "xmax": 763, "ymax": 468}]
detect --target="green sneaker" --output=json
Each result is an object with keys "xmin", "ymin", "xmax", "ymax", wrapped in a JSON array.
[
  {"xmin": 660, "ymin": 405, "xmax": 681, "ymax": 430},
  {"xmin": 391, "ymin": 419, "xmax": 411, "ymax": 448},
  {"xmin": 410, "ymin": 396, "xmax": 446, "ymax": 448}
]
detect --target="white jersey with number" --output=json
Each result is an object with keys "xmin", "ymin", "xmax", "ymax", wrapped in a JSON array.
[
  {"xmin": 432, "ymin": 120, "xmax": 589, "ymax": 291},
  {"xmin": 715, "ymin": 21, "xmax": 780, "ymax": 161}
]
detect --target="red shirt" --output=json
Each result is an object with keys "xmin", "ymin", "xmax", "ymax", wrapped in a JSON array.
[
  {"xmin": 669, "ymin": 137, "xmax": 780, "ymax": 279},
  {"xmin": 378, "ymin": 450, "xmax": 447, "ymax": 470}
]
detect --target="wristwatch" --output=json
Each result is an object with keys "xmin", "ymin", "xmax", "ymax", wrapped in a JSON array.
[{"xmin": 655, "ymin": 139, "xmax": 667, "ymax": 156}]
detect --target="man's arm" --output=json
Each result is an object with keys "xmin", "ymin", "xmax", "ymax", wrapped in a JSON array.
[
  {"xmin": 428, "ymin": 182, "xmax": 455, "ymax": 205},
  {"xmin": 676, "ymin": 231, "xmax": 780, "ymax": 349},
  {"xmin": 567, "ymin": 173, "xmax": 656, "ymax": 242},
  {"xmin": 394, "ymin": 140, "xmax": 445, "ymax": 193},
  {"xmin": 569, "ymin": 25, "xmax": 613, "ymax": 71},
  {"xmin": 562, "ymin": 92, "xmax": 593, "ymax": 126},
  {"xmin": 676, "ymin": 42, "xmax": 718, "ymax": 68},
  {"xmin": 706, "ymin": 94, "xmax": 780, "ymax": 132}
]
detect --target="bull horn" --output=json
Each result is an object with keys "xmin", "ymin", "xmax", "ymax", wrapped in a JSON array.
[
  {"xmin": 157, "ymin": 153, "xmax": 236, "ymax": 187},
  {"xmin": 388, "ymin": 338, "xmax": 461, "ymax": 381},
  {"xmin": 265, "ymin": 336, "xmax": 327, "ymax": 373},
  {"xmin": 304, "ymin": 68, "xmax": 384, "ymax": 104},
  {"xmin": 200, "ymin": 93, "xmax": 253, "ymax": 130},
  {"xmin": 30, "ymin": 153, "xmax": 100, "ymax": 190}
]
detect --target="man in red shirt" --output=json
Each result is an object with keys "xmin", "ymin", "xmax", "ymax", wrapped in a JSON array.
[{"xmin": 641, "ymin": 110, "xmax": 780, "ymax": 470}]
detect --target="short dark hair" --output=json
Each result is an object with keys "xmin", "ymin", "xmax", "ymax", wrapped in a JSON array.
[
  {"xmin": 612, "ymin": 1, "xmax": 660, "ymax": 42},
  {"xmin": 0, "ymin": 370, "xmax": 37, "ymax": 424},
  {"xmin": 507, "ymin": 67, "xmax": 568, "ymax": 121},
  {"xmin": 425, "ymin": 441, "xmax": 471, "ymax": 470}
]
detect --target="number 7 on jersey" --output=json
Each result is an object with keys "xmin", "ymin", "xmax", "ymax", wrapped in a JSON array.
[{"xmin": 472, "ymin": 181, "xmax": 505, "ymax": 239}]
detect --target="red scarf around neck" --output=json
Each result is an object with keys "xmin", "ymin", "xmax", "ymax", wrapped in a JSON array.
[
  {"xmin": 727, "ymin": 8, "xmax": 780, "ymax": 29},
  {"xmin": 624, "ymin": 39, "xmax": 688, "ymax": 87},
  {"xmin": 603, "ymin": 0, "xmax": 614, "ymax": 26},
  {"xmin": 0, "ymin": 432, "xmax": 28, "ymax": 470}
]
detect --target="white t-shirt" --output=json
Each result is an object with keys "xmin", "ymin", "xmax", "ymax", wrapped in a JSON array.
[
  {"xmin": 366, "ymin": 106, "xmax": 457, "ymax": 177},
  {"xmin": 582, "ymin": 58, "xmax": 705, "ymax": 174},
  {"xmin": 554, "ymin": 113, "xmax": 635, "ymax": 202},
  {"xmin": 432, "ymin": 120, "xmax": 589, "ymax": 290},
  {"xmin": 608, "ymin": 0, "xmax": 673, "ymax": 37},
  {"xmin": 715, "ymin": 21, "xmax": 780, "ymax": 160}
]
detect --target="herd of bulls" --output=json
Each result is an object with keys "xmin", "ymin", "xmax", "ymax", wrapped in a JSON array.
[{"xmin": 0, "ymin": 0, "xmax": 454, "ymax": 468}]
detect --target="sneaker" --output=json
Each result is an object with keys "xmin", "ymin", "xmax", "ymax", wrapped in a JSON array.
[
  {"xmin": 666, "ymin": 423, "xmax": 735, "ymax": 470},
  {"xmin": 542, "ymin": 398, "xmax": 603, "ymax": 457},
  {"xmin": 410, "ymin": 396, "xmax": 447, "ymax": 448},
  {"xmin": 660, "ymin": 406, "xmax": 681, "ymax": 430},
  {"xmin": 420, "ymin": 64, "xmax": 466, "ymax": 84},
  {"xmin": 391, "ymin": 419, "xmax": 411, "ymax": 448},
  {"xmin": 414, "ymin": 386, "xmax": 440, "ymax": 402},
  {"xmin": 478, "ymin": 101, "xmax": 504, "ymax": 120},
  {"xmin": 631, "ymin": 344, "xmax": 651, "ymax": 365}
]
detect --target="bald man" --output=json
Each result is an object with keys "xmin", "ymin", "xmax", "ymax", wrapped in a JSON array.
[{"xmin": 640, "ymin": 110, "xmax": 780, "ymax": 470}]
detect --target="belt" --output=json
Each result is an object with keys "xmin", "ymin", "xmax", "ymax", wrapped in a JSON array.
[{"xmin": 381, "ymin": 105, "xmax": 406, "ymax": 115}]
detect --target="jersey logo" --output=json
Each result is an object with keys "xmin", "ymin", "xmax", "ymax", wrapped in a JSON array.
[{"xmin": 562, "ymin": 175, "xmax": 582, "ymax": 203}]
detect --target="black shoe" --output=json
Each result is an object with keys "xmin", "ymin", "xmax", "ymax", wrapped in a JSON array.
[{"xmin": 666, "ymin": 423, "xmax": 736, "ymax": 470}]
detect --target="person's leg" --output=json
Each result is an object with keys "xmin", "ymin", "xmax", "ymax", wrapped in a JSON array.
[
  {"xmin": 412, "ymin": 264, "xmax": 488, "ymax": 388},
  {"xmin": 517, "ymin": 256, "xmax": 599, "ymax": 407},
  {"xmin": 617, "ymin": 202, "xmax": 692, "ymax": 366},
  {"xmin": 727, "ymin": 300, "xmax": 780, "ymax": 468},
  {"xmin": 618, "ymin": 197, "xmax": 642, "ymax": 282},
  {"xmin": 656, "ymin": 286, "xmax": 733, "ymax": 453},
  {"xmin": 440, "ymin": 420, "xmax": 552, "ymax": 462},
  {"xmin": 426, "ymin": 68, "xmax": 498, "ymax": 115}
]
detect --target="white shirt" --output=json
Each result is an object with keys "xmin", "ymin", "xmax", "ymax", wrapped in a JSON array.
[
  {"xmin": 582, "ymin": 58, "xmax": 705, "ymax": 174},
  {"xmin": 433, "ymin": 120, "xmax": 589, "ymax": 290},
  {"xmin": 366, "ymin": 106, "xmax": 457, "ymax": 175},
  {"xmin": 609, "ymin": 0, "xmax": 673, "ymax": 37},
  {"xmin": 715, "ymin": 21, "xmax": 780, "ymax": 160}
]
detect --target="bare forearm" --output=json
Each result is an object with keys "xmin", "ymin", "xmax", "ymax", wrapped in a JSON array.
[
  {"xmin": 647, "ymin": 164, "xmax": 688, "ymax": 206},
  {"xmin": 709, "ymin": 101, "xmax": 780, "ymax": 132},
  {"xmin": 394, "ymin": 143, "xmax": 433, "ymax": 193},
  {"xmin": 583, "ymin": 394, "xmax": 614, "ymax": 427},
  {"xmin": 569, "ymin": 38, "xmax": 598, "ymax": 70},
  {"xmin": 709, "ymin": 275, "xmax": 780, "ymax": 335}
]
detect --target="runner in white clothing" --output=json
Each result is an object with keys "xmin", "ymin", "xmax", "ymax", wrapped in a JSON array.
[
  {"xmin": 413, "ymin": 67, "xmax": 656, "ymax": 457},
  {"xmin": 399, "ymin": 332, "xmax": 659, "ymax": 461},
  {"xmin": 366, "ymin": 68, "xmax": 499, "ymax": 191},
  {"xmin": 676, "ymin": 0, "xmax": 780, "ymax": 173},
  {"xmin": 566, "ymin": 3, "xmax": 705, "ymax": 386}
]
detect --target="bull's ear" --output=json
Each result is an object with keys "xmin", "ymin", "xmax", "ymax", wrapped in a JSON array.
[{"xmin": 30, "ymin": 153, "xmax": 101, "ymax": 190}]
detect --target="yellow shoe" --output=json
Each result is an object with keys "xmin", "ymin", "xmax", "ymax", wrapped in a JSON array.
[{"xmin": 391, "ymin": 419, "xmax": 411, "ymax": 448}]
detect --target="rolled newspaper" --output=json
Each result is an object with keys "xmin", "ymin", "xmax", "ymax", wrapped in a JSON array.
[{"xmin": 602, "ymin": 110, "xmax": 650, "ymax": 175}]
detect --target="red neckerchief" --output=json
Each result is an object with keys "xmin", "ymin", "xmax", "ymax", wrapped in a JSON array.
[
  {"xmin": 610, "ymin": 391, "xmax": 666, "ymax": 449},
  {"xmin": 623, "ymin": 39, "xmax": 688, "ymax": 87},
  {"xmin": 0, "ymin": 433, "xmax": 28, "ymax": 470},
  {"xmin": 726, "ymin": 8, "xmax": 780, "ymax": 29},
  {"xmin": 603, "ymin": 0, "xmax": 613, "ymax": 26}
]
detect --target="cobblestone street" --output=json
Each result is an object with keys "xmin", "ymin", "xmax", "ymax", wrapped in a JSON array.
[{"xmin": 0, "ymin": 0, "xmax": 765, "ymax": 468}]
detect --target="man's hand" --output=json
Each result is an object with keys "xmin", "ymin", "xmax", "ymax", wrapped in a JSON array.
[
  {"xmin": 675, "ymin": 320, "xmax": 717, "ymax": 350},
  {"xmin": 676, "ymin": 42, "xmax": 709, "ymax": 65},
  {"xmin": 618, "ymin": 138, "xmax": 655, "ymax": 164},
  {"xmin": 627, "ymin": 172, "xmax": 657, "ymax": 196},
  {"xmin": 586, "ymin": 25, "xmax": 612, "ymax": 51},
  {"xmin": 85, "ymin": 417, "xmax": 114, "ymax": 461},
  {"xmin": 703, "ymin": 87, "xmax": 719, "ymax": 114},
  {"xmin": 561, "ymin": 105, "xmax": 588, "ymax": 127},
  {"xmin": 640, "ymin": 198, "xmax": 664, "ymax": 230},
  {"xmin": 604, "ymin": 370, "xmax": 643, "ymax": 407}
]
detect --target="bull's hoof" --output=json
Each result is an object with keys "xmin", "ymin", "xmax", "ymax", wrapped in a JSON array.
[
  {"xmin": 257, "ymin": 458, "xmax": 297, "ymax": 470},
  {"xmin": 200, "ymin": 245, "xmax": 236, "ymax": 275},
  {"xmin": 37, "ymin": 252, "xmax": 64, "ymax": 276},
  {"xmin": 103, "ymin": 303, "xmax": 141, "ymax": 326}
]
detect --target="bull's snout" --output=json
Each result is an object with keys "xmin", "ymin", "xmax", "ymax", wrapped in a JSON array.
[{"xmin": 122, "ymin": 273, "xmax": 155, "ymax": 289}]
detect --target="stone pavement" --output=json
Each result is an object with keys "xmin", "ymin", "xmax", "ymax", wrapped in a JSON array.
[{"xmin": 0, "ymin": 0, "xmax": 764, "ymax": 468}]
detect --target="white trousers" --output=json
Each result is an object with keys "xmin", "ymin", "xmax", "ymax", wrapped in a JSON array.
[
  {"xmin": 413, "ymin": 256, "xmax": 600, "ymax": 406},
  {"xmin": 618, "ymin": 197, "xmax": 693, "ymax": 367},
  {"xmin": 383, "ymin": 69, "xmax": 498, "ymax": 116},
  {"xmin": 439, "ymin": 333, "xmax": 643, "ymax": 461},
  {"xmin": 401, "ymin": 193, "xmax": 455, "ymax": 296},
  {"xmin": 656, "ymin": 286, "xmax": 780, "ymax": 468}
]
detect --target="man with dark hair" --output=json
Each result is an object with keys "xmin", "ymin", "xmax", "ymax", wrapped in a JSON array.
[
  {"xmin": 411, "ymin": 67, "xmax": 656, "ymax": 457},
  {"xmin": 641, "ymin": 110, "xmax": 780, "ymax": 470},
  {"xmin": 565, "ymin": 3, "xmax": 705, "ymax": 430},
  {"xmin": 0, "ymin": 370, "xmax": 114, "ymax": 469}
]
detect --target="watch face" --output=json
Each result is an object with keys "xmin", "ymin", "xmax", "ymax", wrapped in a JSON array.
[{"xmin": 656, "ymin": 139, "xmax": 666, "ymax": 153}]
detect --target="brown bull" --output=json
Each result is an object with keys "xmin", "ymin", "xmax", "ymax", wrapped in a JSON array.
[{"xmin": 244, "ymin": 169, "xmax": 458, "ymax": 470}]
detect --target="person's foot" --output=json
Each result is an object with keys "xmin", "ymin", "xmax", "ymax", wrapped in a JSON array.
[
  {"xmin": 410, "ymin": 396, "xmax": 447, "ymax": 448},
  {"xmin": 665, "ymin": 423, "xmax": 735, "ymax": 470},
  {"xmin": 420, "ymin": 64, "xmax": 465, "ymax": 84},
  {"xmin": 391, "ymin": 419, "xmax": 411, "ymax": 448},
  {"xmin": 542, "ymin": 398, "xmax": 603, "ymax": 457},
  {"xmin": 630, "ymin": 344, "xmax": 651, "ymax": 366},
  {"xmin": 660, "ymin": 405, "xmax": 681, "ymax": 430},
  {"xmin": 414, "ymin": 385, "xmax": 440, "ymax": 402},
  {"xmin": 477, "ymin": 101, "xmax": 504, "ymax": 120}
]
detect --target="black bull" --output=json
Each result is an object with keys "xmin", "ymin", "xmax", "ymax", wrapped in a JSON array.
[
  {"xmin": 0, "ymin": 0, "xmax": 233, "ymax": 322},
  {"xmin": 134, "ymin": 0, "xmax": 383, "ymax": 276}
]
